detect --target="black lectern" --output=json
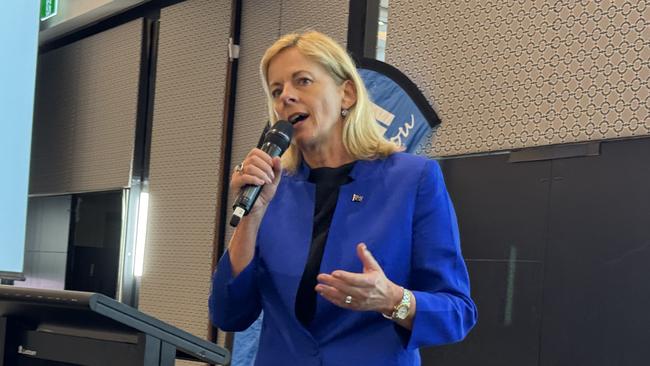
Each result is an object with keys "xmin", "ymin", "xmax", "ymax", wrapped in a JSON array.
[{"xmin": 0, "ymin": 285, "xmax": 230, "ymax": 365}]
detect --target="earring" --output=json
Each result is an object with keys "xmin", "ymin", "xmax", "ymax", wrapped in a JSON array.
[{"xmin": 341, "ymin": 109, "xmax": 349, "ymax": 117}]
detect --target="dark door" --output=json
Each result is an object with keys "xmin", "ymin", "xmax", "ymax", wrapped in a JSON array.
[
  {"xmin": 65, "ymin": 191, "xmax": 123, "ymax": 298},
  {"xmin": 541, "ymin": 138, "xmax": 650, "ymax": 366},
  {"xmin": 422, "ymin": 154, "xmax": 550, "ymax": 365}
]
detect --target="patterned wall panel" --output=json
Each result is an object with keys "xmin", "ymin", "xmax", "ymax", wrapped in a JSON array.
[
  {"xmin": 386, "ymin": 0, "xmax": 650, "ymax": 157},
  {"xmin": 31, "ymin": 20, "xmax": 141, "ymax": 194},
  {"xmin": 226, "ymin": 0, "xmax": 350, "ymax": 243},
  {"xmin": 279, "ymin": 0, "xmax": 350, "ymax": 41},
  {"xmin": 139, "ymin": 0, "xmax": 231, "ymax": 349}
]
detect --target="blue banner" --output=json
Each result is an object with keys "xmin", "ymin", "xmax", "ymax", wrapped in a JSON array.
[{"xmin": 358, "ymin": 58, "xmax": 440, "ymax": 153}]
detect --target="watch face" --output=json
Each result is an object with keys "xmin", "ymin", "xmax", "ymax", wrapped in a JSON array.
[{"xmin": 396, "ymin": 305, "xmax": 409, "ymax": 319}]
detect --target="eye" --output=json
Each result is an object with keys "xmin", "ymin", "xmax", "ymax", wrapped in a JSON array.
[
  {"xmin": 271, "ymin": 88, "xmax": 282, "ymax": 98},
  {"xmin": 298, "ymin": 77, "xmax": 312, "ymax": 86}
]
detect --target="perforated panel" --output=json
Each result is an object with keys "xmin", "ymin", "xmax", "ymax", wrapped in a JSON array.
[
  {"xmin": 139, "ymin": 0, "xmax": 231, "ymax": 349},
  {"xmin": 279, "ymin": 0, "xmax": 350, "ymax": 41},
  {"xmin": 31, "ymin": 20, "xmax": 141, "ymax": 194},
  {"xmin": 386, "ymin": 0, "xmax": 650, "ymax": 156}
]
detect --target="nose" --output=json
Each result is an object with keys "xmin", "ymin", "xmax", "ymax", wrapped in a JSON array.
[
  {"xmin": 278, "ymin": 83, "xmax": 298, "ymax": 105},
  {"xmin": 274, "ymin": 84, "xmax": 298, "ymax": 118}
]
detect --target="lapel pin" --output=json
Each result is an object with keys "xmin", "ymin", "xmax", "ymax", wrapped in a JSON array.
[{"xmin": 352, "ymin": 194, "xmax": 363, "ymax": 202}]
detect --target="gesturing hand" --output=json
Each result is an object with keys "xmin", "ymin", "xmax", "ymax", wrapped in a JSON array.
[{"xmin": 315, "ymin": 243, "xmax": 403, "ymax": 315}]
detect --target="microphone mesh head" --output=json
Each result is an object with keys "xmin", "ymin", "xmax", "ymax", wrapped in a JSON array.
[{"xmin": 266, "ymin": 120, "xmax": 293, "ymax": 151}]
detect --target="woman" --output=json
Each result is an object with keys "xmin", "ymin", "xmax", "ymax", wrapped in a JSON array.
[{"xmin": 210, "ymin": 31, "xmax": 477, "ymax": 366}]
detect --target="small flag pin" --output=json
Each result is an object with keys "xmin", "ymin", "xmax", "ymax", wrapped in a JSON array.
[{"xmin": 352, "ymin": 194, "xmax": 363, "ymax": 202}]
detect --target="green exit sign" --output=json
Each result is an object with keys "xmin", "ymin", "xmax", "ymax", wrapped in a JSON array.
[{"xmin": 40, "ymin": 0, "xmax": 58, "ymax": 21}]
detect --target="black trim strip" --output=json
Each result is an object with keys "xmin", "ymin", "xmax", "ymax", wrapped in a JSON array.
[
  {"xmin": 347, "ymin": 0, "xmax": 367, "ymax": 59},
  {"xmin": 346, "ymin": 0, "xmax": 379, "ymax": 59},
  {"xmin": 134, "ymin": 18, "xmax": 160, "ymax": 183},
  {"xmin": 211, "ymin": 0, "xmax": 243, "ymax": 347},
  {"xmin": 64, "ymin": 196, "xmax": 79, "ymax": 292},
  {"xmin": 124, "ymin": 16, "xmax": 160, "ymax": 308},
  {"xmin": 215, "ymin": 0, "xmax": 242, "ymax": 274}
]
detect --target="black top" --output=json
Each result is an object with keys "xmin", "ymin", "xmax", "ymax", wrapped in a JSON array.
[{"xmin": 295, "ymin": 161, "xmax": 356, "ymax": 326}]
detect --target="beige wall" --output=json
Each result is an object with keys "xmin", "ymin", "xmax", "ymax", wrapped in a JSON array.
[
  {"xmin": 139, "ymin": 0, "xmax": 649, "ymax": 350},
  {"xmin": 138, "ymin": 0, "xmax": 231, "ymax": 351},
  {"xmin": 138, "ymin": 0, "xmax": 350, "ymax": 360},
  {"xmin": 31, "ymin": 19, "xmax": 141, "ymax": 195},
  {"xmin": 386, "ymin": 0, "xmax": 650, "ymax": 157},
  {"xmin": 31, "ymin": 1, "xmax": 650, "ymax": 363}
]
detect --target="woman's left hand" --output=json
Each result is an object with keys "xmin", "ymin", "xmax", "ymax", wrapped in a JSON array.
[{"xmin": 315, "ymin": 243, "xmax": 402, "ymax": 315}]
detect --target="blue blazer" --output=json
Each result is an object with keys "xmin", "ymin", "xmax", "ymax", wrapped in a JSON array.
[{"xmin": 210, "ymin": 153, "xmax": 477, "ymax": 366}]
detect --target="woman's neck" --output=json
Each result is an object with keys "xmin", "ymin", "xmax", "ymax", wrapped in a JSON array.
[
  {"xmin": 298, "ymin": 120, "xmax": 354, "ymax": 168},
  {"xmin": 301, "ymin": 140, "xmax": 354, "ymax": 169}
]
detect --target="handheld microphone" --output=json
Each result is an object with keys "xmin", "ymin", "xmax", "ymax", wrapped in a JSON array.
[{"xmin": 230, "ymin": 120, "xmax": 293, "ymax": 227}]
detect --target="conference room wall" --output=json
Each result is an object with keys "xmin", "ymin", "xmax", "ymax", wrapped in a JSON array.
[
  {"xmin": 28, "ymin": 0, "xmax": 650, "ymax": 358},
  {"xmin": 138, "ymin": 0, "xmax": 350, "ymax": 352},
  {"xmin": 137, "ymin": 0, "xmax": 230, "ymax": 355},
  {"xmin": 385, "ymin": 0, "xmax": 650, "ymax": 157},
  {"xmin": 27, "ymin": 0, "xmax": 349, "ymax": 352},
  {"xmin": 30, "ymin": 19, "xmax": 141, "ymax": 195},
  {"xmin": 86, "ymin": 1, "xmax": 647, "ymax": 362}
]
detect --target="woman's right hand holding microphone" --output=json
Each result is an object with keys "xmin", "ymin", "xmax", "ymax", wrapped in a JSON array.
[
  {"xmin": 230, "ymin": 148, "xmax": 283, "ymax": 218},
  {"xmin": 228, "ymin": 148, "xmax": 282, "ymax": 276}
]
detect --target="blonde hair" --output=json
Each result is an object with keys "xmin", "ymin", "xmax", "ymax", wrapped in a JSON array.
[{"xmin": 260, "ymin": 31, "xmax": 400, "ymax": 173}]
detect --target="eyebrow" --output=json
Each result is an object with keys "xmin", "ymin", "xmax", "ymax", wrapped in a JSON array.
[{"xmin": 269, "ymin": 70, "xmax": 312, "ymax": 88}]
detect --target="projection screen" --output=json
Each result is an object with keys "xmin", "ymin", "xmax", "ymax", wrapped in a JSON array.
[{"xmin": 0, "ymin": 2, "xmax": 40, "ymax": 277}]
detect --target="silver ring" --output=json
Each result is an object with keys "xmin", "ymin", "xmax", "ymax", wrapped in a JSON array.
[
  {"xmin": 344, "ymin": 295, "xmax": 352, "ymax": 304},
  {"xmin": 234, "ymin": 162, "xmax": 244, "ymax": 174}
]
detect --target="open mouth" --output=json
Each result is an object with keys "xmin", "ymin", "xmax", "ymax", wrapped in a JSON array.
[{"xmin": 289, "ymin": 113, "xmax": 309, "ymax": 125}]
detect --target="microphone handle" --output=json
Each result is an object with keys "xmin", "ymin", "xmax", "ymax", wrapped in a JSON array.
[{"xmin": 229, "ymin": 143, "xmax": 283, "ymax": 227}]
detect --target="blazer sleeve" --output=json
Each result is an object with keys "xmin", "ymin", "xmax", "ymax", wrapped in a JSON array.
[
  {"xmin": 209, "ymin": 249, "xmax": 262, "ymax": 331},
  {"xmin": 403, "ymin": 159, "xmax": 477, "ymax": 350}
]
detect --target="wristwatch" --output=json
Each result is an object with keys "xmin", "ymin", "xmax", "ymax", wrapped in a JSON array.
[{"xmin": 383, "ymin": 287, "xmax": 412, "ymax": 320}]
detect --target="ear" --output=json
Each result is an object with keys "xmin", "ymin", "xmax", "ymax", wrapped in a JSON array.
[{"xmin": 340, "ymin": 79, "xmax": 357, "ymax": 110}]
